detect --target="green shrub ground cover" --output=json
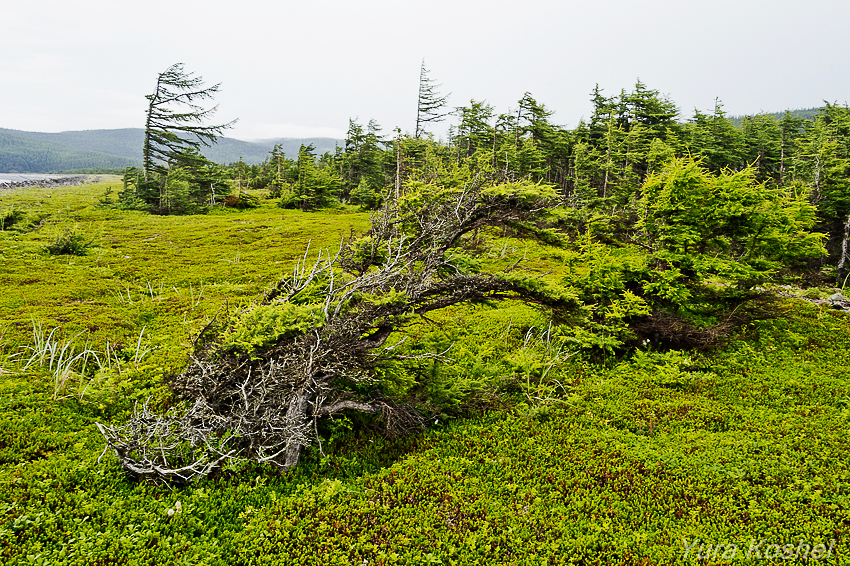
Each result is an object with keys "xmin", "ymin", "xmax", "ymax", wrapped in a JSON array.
[{"xmin": 0, "ymin": 180, "xmax": 848, "ymax": 564}]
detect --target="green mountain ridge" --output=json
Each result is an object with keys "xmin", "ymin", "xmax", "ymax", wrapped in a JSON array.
[{"xmin": 0, "ymin": 128, "xmax": 342, "ymax": 173}]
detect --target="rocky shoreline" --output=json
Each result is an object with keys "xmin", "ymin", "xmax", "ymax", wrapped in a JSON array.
[{"xmin": 0, "ymin": 174, "xmax": 88, "ymax": 190}]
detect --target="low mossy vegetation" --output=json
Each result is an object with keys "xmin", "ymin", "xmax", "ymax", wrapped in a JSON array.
[
  {"xmin": 0, "ymin": 179, "xmax": 848, "ymax": 564},
  {"xmin": 220, "ymin": 302, "xmax": 326, "ymax": 356}
]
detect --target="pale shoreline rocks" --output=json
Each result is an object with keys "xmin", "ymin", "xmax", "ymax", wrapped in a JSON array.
[{"xmin": 0, "ymin": 174, "xmax": 87, "ymax": 191}]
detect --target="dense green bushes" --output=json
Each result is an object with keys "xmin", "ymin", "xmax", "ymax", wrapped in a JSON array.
[
  {"xmin": 0, "ymin": 208, "xmax": 24, "ymax": 231},
  {"xmin": 221, "ymin": 302, "xmax": 326, "ymax": 355}
]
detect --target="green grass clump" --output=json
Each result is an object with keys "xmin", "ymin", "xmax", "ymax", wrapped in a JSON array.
[{"xmin": 0, "ymin": 180, "xmax": 848, "ymax": 564}]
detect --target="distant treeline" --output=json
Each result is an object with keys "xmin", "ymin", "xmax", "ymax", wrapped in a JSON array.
[{"xmin": 727, "ymin": 106, "xmax": 824, "ymax": 127}]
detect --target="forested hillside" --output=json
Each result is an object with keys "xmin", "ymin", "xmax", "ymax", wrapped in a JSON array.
[
  {"xmin": 1, "ymin": 128, "xmax": 146, "ymax": 160},
  {"xmin": 202, "ymin": 136, "xmax": 340, "ymax": 165},
  {"xmin": 0, "ymin": 129, "xmax": 139, "ymax": 173},
  {"xmin": 727, "ymin": 106, "xmax": 824, "ymax": 126}
]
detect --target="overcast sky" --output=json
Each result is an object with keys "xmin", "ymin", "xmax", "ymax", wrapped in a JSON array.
[{"xmin": 2, "ymin": 0, "xmax": 848, "ymax": 141}]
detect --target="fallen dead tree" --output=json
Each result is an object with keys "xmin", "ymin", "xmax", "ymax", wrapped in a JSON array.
[{"xmin": 97, "ymin": 178, "xmax": 579, "ymax": 482}]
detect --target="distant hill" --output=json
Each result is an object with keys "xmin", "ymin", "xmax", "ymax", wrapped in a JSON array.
[
  {"xmin": 201, "ymin": 136, "xmax": 342, "ymax": 165},
  {"xmin": 727, "ymin": 107, "xmax": 824, "ymax": 127},
  {"xmin": 0, "ymin": 128, "xmax": 342, "ymax": 173},
  {"xmin": 2, "ymin": 128, "xmax": 145, "ymax": 161}
]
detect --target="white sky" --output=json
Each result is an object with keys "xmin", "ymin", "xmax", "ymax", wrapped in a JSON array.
[{"xmin": 2, "ymin": 0, "xmax": 848, "ymax": 141}]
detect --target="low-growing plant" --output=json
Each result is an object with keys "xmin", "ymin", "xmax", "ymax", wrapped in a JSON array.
[
  {"xmin": 222, "ymin": 193, "xmax": 260, "ymax": 209},
  {"xmin": 144, "ymin": 279, "xmax": 165, "ymax": 299},
  {"xmin": 44, "ymin": 226, "xmax": 95, "ymax": 256},
  {"xmin": 220, "ymin": 302, "xmax": 326, "ymax": 355},
  {"xmin": 96, "ymin": 187, "xmax": 117, "ymax": 208},
  {"xmin": 510, "ymin": 323, "xmax": 574, "ymax": 412},
  {"xmin": 0, "ymin": 207, "xmax": 25, "ymax": 230},
  {"xmin": 12, "ymin": 318, "xmax": 155, "ymax": 401},
  {"xmin": 276, "ymin": 188, "xmax": 302, "ymax": 209},
  {"xmin": 802, "ymin": 286, "xmax": 831, "ymax": 300},
  {"xmin": 127, "ymin": 326, "xmax": 153, "ymax": 365},
  {"xmin": 0, "ymin": 326, "xmax": 17, "ymax": 376}
]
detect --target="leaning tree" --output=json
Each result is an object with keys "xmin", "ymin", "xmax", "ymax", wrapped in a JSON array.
[
  {"xmin": 137, "ymin": 63, "xmax": 235, "ymax": 213},
  {"xmin": 97, "ymin": 177, "xmax": 579, "ymax": 483},
  {"xmin": 142, "ymin": 63, "xmax": 235, "ymax": 178}
]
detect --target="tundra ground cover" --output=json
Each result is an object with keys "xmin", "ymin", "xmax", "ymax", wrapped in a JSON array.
[{"xmin": 0, "ymin": 180, "xmax": 848, "ymax": 564}]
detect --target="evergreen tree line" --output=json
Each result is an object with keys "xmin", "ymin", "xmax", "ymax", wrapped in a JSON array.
[
  {"xmin": 119, "ymin": 66, "xmax": 850, "ymax": 274},
  {"xmin": 226, "ymin": 82, "xmax": 848, "ymax": 266}
]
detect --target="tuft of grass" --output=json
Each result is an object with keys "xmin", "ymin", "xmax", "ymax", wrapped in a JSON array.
[
  {"xmin": 144, "ymin": 280, "xmax": 165, "ymax": 299},
  {"xmin": 513, "ymin": 323, "xmax": 574, "ymax": 417},
  {"xmin": 21, "ymin": 319, "xmax": 100, "ymax": 400},
  {"xmin": 0, "ymin": 326, "xmax": 17, "ymax": 376},
  {"xmin": 129, "ymin": 326, "xmax": 153, "ymax": 365},
  {"xmin": 13, "ymin": 319, "xmax": 156, "ymax": 402}
]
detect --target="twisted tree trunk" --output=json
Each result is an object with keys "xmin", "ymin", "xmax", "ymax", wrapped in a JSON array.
[{"xmin": 282, "ymin": 383, "xmax": 317, "ymax": 468}]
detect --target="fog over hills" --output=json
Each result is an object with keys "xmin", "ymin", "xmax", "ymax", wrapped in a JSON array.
[{"xmin": 0, "ymin": 128, "xmax": 342, "ymax": 173}]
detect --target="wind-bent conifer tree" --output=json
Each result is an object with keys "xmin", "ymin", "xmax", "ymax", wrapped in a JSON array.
[
  {"xmin": 97, "ymin": 178, "xmax": 578, "ymax": 482},
  {"xmin": 142, "ymin": 63, "xmax": 235, "ymax": 180}
]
